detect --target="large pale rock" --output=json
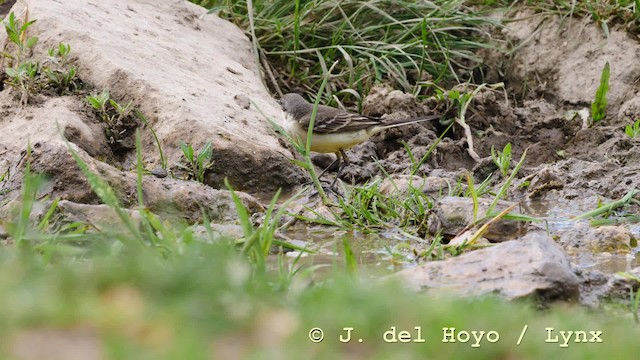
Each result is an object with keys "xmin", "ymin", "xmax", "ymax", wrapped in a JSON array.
[
  {"xmin": 393, "ymin": 232, "xmax": 580, "ymax": 301},
  {"xmin": 1, "ymin": 0, "xmax": 303, "ymax": 194}
]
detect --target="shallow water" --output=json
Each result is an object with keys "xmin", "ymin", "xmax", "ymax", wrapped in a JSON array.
[
  {"xmin": 275, "ymin": 195, "xmax": 640, "ymax": 275},
  {"xmin": 524, "ymin": 197, "xmax": 640, "ymax": 273}
]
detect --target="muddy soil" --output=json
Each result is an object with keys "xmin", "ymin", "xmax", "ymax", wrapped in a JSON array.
[
  {"xmin": 323, "ymin": 11, "xmax": 640, "ymax": 244},
  {"xmin": 282, "ymin": 11, "xmax": 640, "ymax": 304}
]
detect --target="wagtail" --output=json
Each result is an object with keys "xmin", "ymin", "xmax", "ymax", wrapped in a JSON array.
[{"xmin": 277, "ymin": 93, "xmax": 440, "ymax": 190}]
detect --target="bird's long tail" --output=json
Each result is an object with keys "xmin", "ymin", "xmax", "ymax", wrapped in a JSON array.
[{"xmin": 378, "ymin": 114, "xmax": 441, "ymax": 130}]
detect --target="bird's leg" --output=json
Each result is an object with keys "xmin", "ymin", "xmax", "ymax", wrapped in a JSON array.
[
  {"xmin": 328, "ymin": 149, "xmax": 348, "ymax": 191},
  {"xmin": 316, "ymin": 153, "xmax": 341, "ymax": 182}
]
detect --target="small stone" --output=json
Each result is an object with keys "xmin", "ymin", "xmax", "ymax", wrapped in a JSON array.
[
  {"xmin": 588, "ymin": 226, "xmax": 634, "ymax": 253},
  {"xmin": 311, "ymin": 153, "xmax": 338, "ymax": 171},
  {"xmin": 428, "ymin": 196, "xmax": 528, "ymax": 242},
  {"xmin": 150, "ymin": 168, "xmax": 168, "ymax": 178},
  {"xmin": 447, "ymin": 230, "xmax": 490, "ymax": 247},
  {"xmin": 233, "ymin": 94, "xmax": 251, "ymax": 110},
  {"xmin": 379, "ymin": 175, "xmax": 450, "ymax": 197}
]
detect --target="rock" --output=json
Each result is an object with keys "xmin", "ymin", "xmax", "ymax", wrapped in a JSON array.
[
  {"xmin": 576, "ymin": 268, "xmax": 638, "ymax": 308},
  {"xmin": 311, "ymin": 153, "xmax": 338, "ymax": 171},
  {"xmin": 0, "ymin": 0, "xmax": 15, "ymax": 17},
  {"xmin": 191, "ymin": 223, "xmax": 245, "ymax": 242},
  {"xmin": 154, "ymin": 178, "xmax": 264, "ymax": 223},
  {"xmin": 57, "ymin": 200, "xmax": 143, "ymax": 231},
  {"xmin": 150, "ymin": 168, "xmax": 168, "ymax": 178},
  {"xmin": 0, "ymin": 141, "xmax": 264, "ymax": 224},
  {"xmin": 447, "ymin": 230, "xmax": 490, "ymax": 247},
  {"xmin": 362, "ymin": 86, "xmax": 422, "ymax": 118},
  {"xmin": 1, "ymin": 0, "xmax": 304, "ymax": 198},
  {"xmin": 393, "ymin": 232, "xmax": 580, "ymax": 301},
  {"xmin": 379, "ymin": 175, "xmax": 451, "ymax": 197},
  {"xmin": 427, "ymin": 196, "xmax": 528, "ymax": 242},
  {"xmin": 521, "ymin": 166, "xmax": 564, "ymax": 198},
  {"xmin": 514, "ymin": 157, "xmax": 638, "ymax": 204},
  {"xmin": 233, "ymin": 94, "xmax": 251, "ymax": 110},
  {"xmin": 588, "ymin": 226, "xmax": 636, "ymax": 253},
  {"xmin": 0, "ymin": 198, "xmax": 51, "ymax": 227},
  {"xmin": 555, "ymin": 222, "xmax": 637, "ymax": 254}
]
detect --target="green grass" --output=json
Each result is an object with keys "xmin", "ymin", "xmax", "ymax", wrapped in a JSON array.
[
  {"xmin": 519, "ymin": 0, "xmax": 640, "ymax": 35},
  {"xmin": 194, "ymin": 0, "xmax": 500, "ymax": 104},
  {"xmin": 1, "ymin": 204, "xmax": 640, "ymax": 358}
]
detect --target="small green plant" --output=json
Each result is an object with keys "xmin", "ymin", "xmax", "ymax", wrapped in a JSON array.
[
  {"xmin": 47, "ymin": 42, "xmax": 71, "ymax": 67},
  {"xmin": 590, "ymin": 61, "xmax": 610, "ymax": 126},
  {"xmin": 573, "ymin": 188, "xmax": 640, "ymax": 221},
  {"xmin": 342, "ymin": 237, "xmax": 357, "ymax": 273},
  {"xmin": 178, "ymin": 141, "xmax": 214, "ymax": 183},
  {"xmin": 1, "ymin": 13, "xmax": 39, "ymax": 103},
  {"xmin": 43, "ymin": 66, "xmax": 77, "ymax": 92},
  {"xmin": 87, "ymin": 89, "xmax": 109, "ymax": 111},
  {"xmin": 110, "ymin": 98, "xmax": 134, "ymax": 118},
  {"xmin": 2, "ymin": 16, "xmax": 78, "ymax": 100},
  {"xmin": 491, "ymin": 143, "xmax": 512, "ymax": 177},
  {"xmin": 625, "ymin": 119, "xmax": 640, "ymax": 138},
  {"xmin": 87, "ymin": 89, "xmax": 134, "ymax": 125},
  {"xmin": 632, "ymin": 286, "xmax": 640, "ymax": 324},
  {"xmin": 87, "ymin": 89, "xmax": 137, "ymax": 146},
  {"xmin": 4, "ymin": 61, "xmax": 39, "ymax": 103},
  {"xmin": 1, "ymin": 12, "xmax": 38, "ymax": 64},
  {"xmin": 617, "ymin": 272, "xmax": 640, "ymax": 324},
  {"xmin": 87, "ymin": 89, "xmax": 112, "ymax": 121},
  {"xmin": 446, "ymin": 83, "xmax": 506, "ymax": 163},
  {"xmin": 0, "ymin": 168, "xmax": 8, "ymax": 183},
  {"xmin": 488, "ymin": 148, "xmax": 528, "ymax": 212},
  {"xmin": 42, "ymin": 42, "xmax": 78, "ymax": 94}
]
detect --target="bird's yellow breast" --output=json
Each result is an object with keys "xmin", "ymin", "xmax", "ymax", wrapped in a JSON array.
[{"xmin": 282, "ymin": 116, "xmax": 371, "ymax": 153}]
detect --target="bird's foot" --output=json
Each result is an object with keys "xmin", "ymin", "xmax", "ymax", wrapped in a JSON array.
[{"xmin": 307, "ymin": 184, "xmax": 344, "ymax": 200}]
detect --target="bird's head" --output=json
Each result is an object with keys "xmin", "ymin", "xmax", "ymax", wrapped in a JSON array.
[{"xmin": 278, "ymin": 93, "xmax": 310, "ymax": 119}]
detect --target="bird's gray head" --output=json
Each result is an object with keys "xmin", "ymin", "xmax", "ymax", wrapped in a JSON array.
[{"xmin": 278, "ymin": 93, "xmax": 311, "ymax": 120}]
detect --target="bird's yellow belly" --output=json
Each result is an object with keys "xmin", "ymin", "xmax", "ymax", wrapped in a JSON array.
[{"xmin": 284, "ymin": 120, "xmax": 370, "ymax": 153}]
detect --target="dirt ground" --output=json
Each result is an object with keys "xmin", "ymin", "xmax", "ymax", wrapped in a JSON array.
[
  {"xmin": 332, "ymin": 10, "xmax": 640, "ymax": 242},
  {"xmin": 302, "ymin": 10, "xmax": 640, "ymax": 290}
]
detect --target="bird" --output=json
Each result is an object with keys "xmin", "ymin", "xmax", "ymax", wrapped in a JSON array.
[{"xmin": 277, "ymin": 92, "xmax": 440, "ymax": 190}]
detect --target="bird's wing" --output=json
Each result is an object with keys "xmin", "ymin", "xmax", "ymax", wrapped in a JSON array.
[{"xmin": 311, "ymin": 110, "xmax": 383, "ymax": 134}]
